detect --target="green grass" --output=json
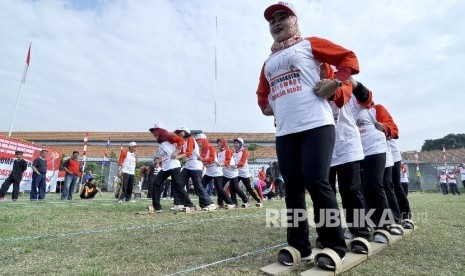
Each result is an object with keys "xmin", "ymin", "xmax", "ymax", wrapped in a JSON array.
[{"xmin": 0, "ymin": 192, "xmax": 464, "ymax": 275}]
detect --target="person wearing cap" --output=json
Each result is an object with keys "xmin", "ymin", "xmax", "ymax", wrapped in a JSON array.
[
  {"xmin": 61, "ymin": 151, "xmax": 81, "ymax": 200},
  {"xmin": 438, "ymin": 170, "xmax": 448, "ymax": 195},
  {"xmin": 30, "ymin": 149, "xmax": 49, "ymax": 201},
  {"xmin": 196, "ymin": 134, "xmax": 234, "ymax": 208},
  {"xmin": 216, "ymin": 138, "xmax": 249, "ymax": 207},
  {"xmin": 175, "ymin": 127, "xmax": 214, "ymax": 210},
  {"xmin": 0, "ymin": 151, "xmax": 28, "ymax": 202},
  {"xmin": 446, "ymin": 170, "xmax": 460, "ymax": 195},
  {"xmin": 256, "ymin": 1, "xmax": 360, "ymax": 269},
  {"xmin": 232, "ymin": 138, "xmax": 262, "ymax": 206},
  {"xmin": 455, "ymin": 163, "xmax": 465, "ymax": 190},
  {"xmin": 117, "ymin": 142, "xmax": 138, "ymax": 203},
  {"xmin": 149, "ymin": 123, "xmax": 194, "ymax": 212},
  {"xmin": 80, "ymin": 177, "xmax": 102, "ymax": 199}
]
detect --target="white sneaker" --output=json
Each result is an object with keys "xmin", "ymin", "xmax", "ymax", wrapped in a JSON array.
[
  {"xmin": 302, "ymin": 254, "xmax": 314, "ymax": 262},
  {"xmin": 203, "ymin": 204, "xmax": 217, "ymax": 211}
]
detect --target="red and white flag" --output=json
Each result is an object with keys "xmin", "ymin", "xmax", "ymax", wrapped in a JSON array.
[
  {"xmin": 21, "ymin": 43, "xmax": 31, "ymax": 84},
  {"xmin": 443, "ymin": 144, "xmax": 447, "ymax": 172},
  {"xmin": 82, "ymin": 132, "xmax": 89, "ymax": 161}
]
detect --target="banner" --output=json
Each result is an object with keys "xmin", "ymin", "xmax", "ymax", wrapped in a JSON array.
[{"xmin": 0, "ymin": 135, "xmax": 62, "ymax": 193}]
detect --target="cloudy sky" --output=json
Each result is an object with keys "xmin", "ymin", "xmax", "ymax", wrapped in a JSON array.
[{"xmin": 1, "ymin": 0, "xmax": 463, "ymax": 151}]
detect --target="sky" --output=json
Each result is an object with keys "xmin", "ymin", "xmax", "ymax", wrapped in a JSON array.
[{"xmin": 1, "ymin": 0, "xmax": 464, "ymax": 152}]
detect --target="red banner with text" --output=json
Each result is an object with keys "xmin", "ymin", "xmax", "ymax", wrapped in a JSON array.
[{"xmin": 0, "ymin": 135, "xmax": 62, "ymax": 193}]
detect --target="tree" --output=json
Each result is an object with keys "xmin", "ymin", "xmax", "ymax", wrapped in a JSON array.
[
  {"xmin": 247, "ymin": 143, "xmax": 259, "ymax": 162},
  {"xmin": 421, "ymin": 133, "xmax": 465, "ymax": 151}
]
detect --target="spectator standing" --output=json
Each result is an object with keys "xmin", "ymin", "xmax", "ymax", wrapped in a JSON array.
[
  {"xmin": 456, "ymin": 163, "xmax": 465, "ymax": 190},
  {"xmin": 0, "ymin": 151, "xmax": 28, "ymax": 202},
  {"xmin": 117, "ymin": 142, "xmax": 138, "ymax": 203},
  {"xmin": 61, "ymin": 151, "xmax": 81, "ymax": 200},
  {"xmin": 30, "ymin": 150, "xmax": 48, "ymax": 201},
  {"xmin": 447, "ymin": 171, "xmax": 460, "ymax": 195},
  {"xmin": 438, "ymin": 170, "xmax": 448, "ymax": 195},
  {"xmin": 400, "ymin": 162, "xmax": 409, "ymax": 196}
]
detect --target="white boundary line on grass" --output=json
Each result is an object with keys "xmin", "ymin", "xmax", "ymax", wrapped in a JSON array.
[
  {"xmin": 166, "ymin": 242, "xmax": 287, "ymax": 276},
  {"xmin": 0, "ymin": 213, "xmax": 262, "ymax": 243}
]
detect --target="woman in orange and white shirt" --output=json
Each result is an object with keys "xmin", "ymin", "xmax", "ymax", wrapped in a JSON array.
[{"xmin": 149, "ymin": 123, "xmax": 194, "ymax": 212}]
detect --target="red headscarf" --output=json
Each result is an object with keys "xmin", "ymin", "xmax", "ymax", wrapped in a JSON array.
[
  {"xmin": 217, "ymin": 138, "xmax": 229, "ymax": 151},
  {"xmin": 152, "ymin": 128, "xmax": 171, "ymax": 144}
]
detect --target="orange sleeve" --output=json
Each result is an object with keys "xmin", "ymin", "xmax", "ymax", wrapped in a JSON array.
[
  {"xmin": 256, "ymin": 64, "xmax": 271, "ymax": 112},
  {"xmin": 374, "ymin": 104, "xmax": 399, "ymax": 139},
  {"xmin": 236, "ymin": 149, "xmax": 248, "ymax": 168},
  {"xmin": 332, "ymin": 81, "xmax": 353, "ymax": 108},
  {"xmin": 118, "ymin": 151, "xmax": 127, "ymax": 166},
  {"xmin": 308, "ymin": 37, "xmax": 359, "ymax": 76},
  {"xmin": 204, "ymin": 146, "xmax": 216, "ymax": 163},
  {"xmin": 185, "ymin": 137, "xmax": 195, "ymax": 158},
  {"xmin": 168, "ymin": 134, "xmax": 185, "ymax": 149}
]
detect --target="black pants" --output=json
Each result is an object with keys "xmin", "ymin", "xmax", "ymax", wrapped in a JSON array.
[
  {"xmin": 331, "ymin": 161, "xmax": 371, "ymax": 239},
  {"xmin": 0, "ymin": 176, "xmax": 21, "ymax": 200},
  {"xmin": 383, "ymin": 167, "xmax": 401, "ymax": 223},
  {"xmin": 462, "ymin": 180, "xmax": 465, "ymax": 190},
  {"xmin": 449, "ymin": 183, "xmax": 460, "ymax": 195},
  {"xmin": 274, "ymin": 178, "xmax": 285, "ymax": 198},
  {"xmin": 276, "ymin": 125, "xmax": 346, "ymax": 258},
  {"xmin": 180, "ymin": 169, "xmax": 212, "ymax": 208},
  {"xmin": 202, "ymin": 175, "xmax": 233, "ymax": 205},
  {"xmin": 238, "ymin": 176, "xmax": 261, "ymax": 203},
  {"xmin": 361, "ymin": 153, "xmax": 393, "ymax": 229},
  {"xmin": 401, "ymin": 182, "xmax": 409, "ymax": 196},
  {"xmin": 162, "ymin": 180, "xmax": 171, "ymax": 198},
  {"xmin": 392, "ymin": 161, "xmax": 412, "ymax": 220},
  {"xmin": 118, "ymin": 173, "xmax": 134, "ymax": 201},
  {"xmin": 221, "ymin": 176, "xmax": 248, "ymax": 205},
  {"xmin": 152, "ymin": 168, "xmax": 192, "ymax": 211}
]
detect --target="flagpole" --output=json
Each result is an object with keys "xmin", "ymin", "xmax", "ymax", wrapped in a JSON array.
[
  {"xmin": 213, "ymin": 16, "xmax": 218, "ymax": 132},
  {"xmin": 8, "ymin": 43, "xmax": 31, "ymax": 137},
  {"xmin": 8, "ymin": 81, "xmax": 25, "ymax": 137}
]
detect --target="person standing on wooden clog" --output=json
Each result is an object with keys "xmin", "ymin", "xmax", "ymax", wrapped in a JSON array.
[{"xmin": 256, "ymin": 1, "xmax": 360, "ymax": 270}]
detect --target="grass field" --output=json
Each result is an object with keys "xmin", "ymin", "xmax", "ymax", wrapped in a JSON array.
[{"xmin": 0, "ymin": 191, "xmax": 464, "ymax": 276}]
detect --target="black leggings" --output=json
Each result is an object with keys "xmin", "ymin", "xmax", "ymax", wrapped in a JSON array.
[
  {"xmin": 180, "ymin": 169, "xmax": 212, "ymax": 208},
  {"xmin": 276, "ymin": 125, "xmax": 346, "ymax": 258},
  {"xmin": 383, "ymin": 167, "xmax": 402, "ymax": 223},
  {"xmin": 221, "ymin": 176, "xmax": 248, "ymax": 205},
  {"xmin": 392, "ymin": 161, "xmax": 412, "ymax": 220},
  {"xmin": 152, "ymin": 168, "xmax": 192, "ymax": 210},
  {"xmin": 238, "ymin": 176, "xmax": 261, "ymax": 203},
  {"xmin": 331, "ymin": 161, "xmax": 371, "ymax": 239},
  {"xmin": 202, "ymin": 175, "xmax": 233, "ymax": 205},
  {"xmin": 360, "ymin": 153, "xmax": 392, "ymax": 228}
]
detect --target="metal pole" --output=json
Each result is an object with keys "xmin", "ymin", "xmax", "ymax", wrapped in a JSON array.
[
  {"xmin": 213, "ymin": 16, "xmax": 218, "ymax": 132},
  {"xmin": 8, "ymin": 81, "xmax": 25, "ymax": 137}
]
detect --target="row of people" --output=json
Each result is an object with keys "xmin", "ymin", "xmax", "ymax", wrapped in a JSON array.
[
  {"xmin": 438, "ymin": 170, "xmax": 461, "ymax": 195},
  {"xmin": 254, "ymin": 1, "xmax": 415, "ymax": 270},
  {"xmin": 116, "ymin": 124, "xmax": 264, "ymax": 211}
]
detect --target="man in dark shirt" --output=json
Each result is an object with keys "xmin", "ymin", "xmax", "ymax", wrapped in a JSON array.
[
  {"xmin": 30, "ymin": 150, "xmax": 48, "ymax": 201},
  {"xmin": 0, "ymin": 151, "xmax": 28, "ymax": 201}
]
